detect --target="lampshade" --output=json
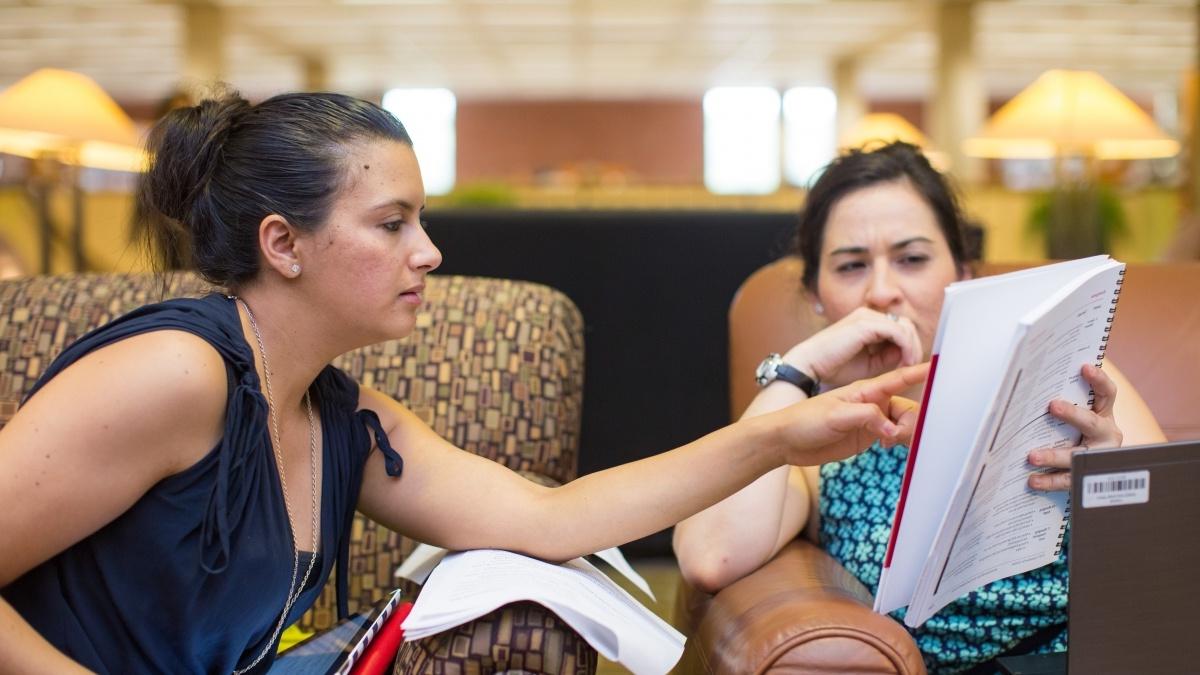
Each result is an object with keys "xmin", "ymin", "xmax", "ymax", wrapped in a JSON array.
[
  {"xmin": 840, "ymin": 112, "xmax": 931, "ymax": 150},
  {"xmin": 964, "ymin": 69, "xmax": 1179, "ymax": 160},
  {"xmin": 0, "ymin": 68, "xmax": 146, "ymax": 172},
  {"xmin": 839, "ymin": 112, "xmax": 950, "ymax": 169}
]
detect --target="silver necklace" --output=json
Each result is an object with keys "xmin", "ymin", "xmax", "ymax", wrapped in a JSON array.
[{"xmin": 232, "ymin": 297, "xmax": 320, "ymax": 674}]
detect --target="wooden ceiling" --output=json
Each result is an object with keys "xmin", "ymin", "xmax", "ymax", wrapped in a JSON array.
[{"xmin": 0, "ymin": 0, "xmax": 1194, "ymax": 107}]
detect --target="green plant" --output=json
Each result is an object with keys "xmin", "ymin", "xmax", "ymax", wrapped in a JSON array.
[
  {"xmin": 440, "ymin": 182, "xmax": 519, "ymax": 208},
  {"xmin": 1026, "ymin": 183, "xmax": 1128, "ymax": 259}
]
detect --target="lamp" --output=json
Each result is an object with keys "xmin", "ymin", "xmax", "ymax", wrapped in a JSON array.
[
  {"xmin": 841, "ymin": 112, "xmax": 929, "ymax": 149},
  {"xmin": 964, "ymin": 70, "xmax": 1178, "ymax": 160},
  {"xmin": 0, "ymin": 68, "xmax": 146, "ymax": 272},
  {"xmin": 840, "ymin": 112, "xmax": 949, "ymax": 170},
  {"xmin": 964, "ymin": 70, "xmax": 1179, "ymax": 258}
]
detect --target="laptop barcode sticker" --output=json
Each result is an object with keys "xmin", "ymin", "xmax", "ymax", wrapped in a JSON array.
[{"xmin": 1081, "ymin": 470, "xmax": 1149, "ymax": 508}]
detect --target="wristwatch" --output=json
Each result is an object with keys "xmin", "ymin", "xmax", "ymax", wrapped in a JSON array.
[{"xmin": 755, "ymin": 353, "xmax": 820, "ymax": 397}]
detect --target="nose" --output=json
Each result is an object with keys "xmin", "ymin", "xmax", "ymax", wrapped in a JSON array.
[
  {"xmin": 864, "ymin": 260, "xmax": 902, "ymax": 311},
  {"xmin": 413, "ymin": 226, "xmax": 442, "ymax": 273}
]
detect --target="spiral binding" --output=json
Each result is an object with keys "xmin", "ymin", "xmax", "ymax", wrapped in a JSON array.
[
  {"xmin": 1089, "ymin": 268, "xmax": 1126, "ymax": 408},
  {"xmin": 1053, "ymin": 503, "xmax": 1070, "ymax": 557}
]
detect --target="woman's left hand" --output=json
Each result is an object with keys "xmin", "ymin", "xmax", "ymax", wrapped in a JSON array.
[{"xmin": 1027, "ymin": 363, "xmax": 1124, "ymax": 491}]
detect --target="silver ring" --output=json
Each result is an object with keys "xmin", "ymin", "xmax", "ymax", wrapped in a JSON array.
[{"xmin": 886, "ymin": 312, "xmax": 900, "ymax": 322}]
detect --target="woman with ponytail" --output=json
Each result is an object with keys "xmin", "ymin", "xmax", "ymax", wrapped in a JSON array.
[{"xmin": 0, "ymin": 91, "xmax": 927, "ymax": 673}]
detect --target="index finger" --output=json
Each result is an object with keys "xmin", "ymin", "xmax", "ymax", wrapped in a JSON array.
[{"xmin": 849, "ymin": 362, "xmax": 930, "ymax": 402}]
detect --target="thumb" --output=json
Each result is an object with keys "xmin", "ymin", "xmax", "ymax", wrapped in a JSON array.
[{"xmin": 887, "ymin": 396, "xmax": 922, "ymax": 446}]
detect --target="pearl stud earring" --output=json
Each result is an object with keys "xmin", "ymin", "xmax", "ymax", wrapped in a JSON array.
[{"xmin": 813, "ymin": 302, "xmax": 824, "ymax": 315}]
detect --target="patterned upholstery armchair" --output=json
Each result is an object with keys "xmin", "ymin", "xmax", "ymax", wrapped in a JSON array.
[{"xmin": 0, "ymin": 271, "xmax": 595, "ymax": 674}]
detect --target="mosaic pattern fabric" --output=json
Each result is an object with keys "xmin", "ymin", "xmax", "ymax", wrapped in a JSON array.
[
  {"xmin": 0, "ymin": 272, "xmax": 586, "ymax": 635},
  {"xmin": 393, "ymin": 601, "xmax": 598, "ymax": 675},
  {"xmin": 819, "ymin": 442, "xmax": 1068, "ymax": 674}
]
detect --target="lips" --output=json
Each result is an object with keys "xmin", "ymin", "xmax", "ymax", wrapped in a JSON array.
[{"xmin": 400, "ymin": 283, "xmax": 424, "ymax": 305}]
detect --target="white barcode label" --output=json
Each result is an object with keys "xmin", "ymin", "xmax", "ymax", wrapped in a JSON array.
[{"xmin": 1081, "ymin": 470, "xmax": 1150, "ymax": 508}]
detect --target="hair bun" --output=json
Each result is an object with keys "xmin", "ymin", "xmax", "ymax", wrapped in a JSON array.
[
  {"xmin": 135, "ymin": 90, "xmax": 412, "ymax": 287},
  {"xmin": 141, "ymin": 92, "xmax": 251, "ymax": 224}
]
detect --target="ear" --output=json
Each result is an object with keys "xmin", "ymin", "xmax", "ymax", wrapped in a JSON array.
[
  {"xmin": 259, "ymin": 214, "xmax": 303, "ymax": 279},
  {"xmin": 804, "ymin": 289, "xmax": 825, "ymax": 316},
  {"xmin": 958, "ymin": 262, "xmax": 975, "ymax": 281}
]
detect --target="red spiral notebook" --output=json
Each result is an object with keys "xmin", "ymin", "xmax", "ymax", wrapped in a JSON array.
[{"xmin": 269, "ymin": 590, "xmax": 409, "ymax": 675}]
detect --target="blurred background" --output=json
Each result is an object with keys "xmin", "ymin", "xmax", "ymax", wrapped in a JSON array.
[
  {"xmin": 2, "ymin": 0, "xmax": 1199, "ymax": 276},
  {"xmin": 4, "ymin": 5, "xmax": 1200, "ymax": 647}
]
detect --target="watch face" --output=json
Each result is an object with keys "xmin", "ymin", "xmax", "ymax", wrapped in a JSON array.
[{"xmin": 755, "ymin": 356, "xmax": 778, "ymax": 386}]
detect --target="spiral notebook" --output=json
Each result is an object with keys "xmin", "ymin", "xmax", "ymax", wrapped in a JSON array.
[
  {"xmin": 269, "ymin": 589, "xmax": 404, "ymax": 675},
  {"xmin": 874, "ymin": 256, "xmax": 1125, "ymax": 627}
]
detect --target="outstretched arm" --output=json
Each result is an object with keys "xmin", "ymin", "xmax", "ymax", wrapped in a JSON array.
[
  {"xmin": 356, "ymin": 364, "xmax": 927, "ymax": 564},
  {"xmin": 673, "ymin": 311, "xmax": 925, "ymax": 592},
  {"xmin": 673, "ymin": 384, "xmax": 919, "ymax": 592}
]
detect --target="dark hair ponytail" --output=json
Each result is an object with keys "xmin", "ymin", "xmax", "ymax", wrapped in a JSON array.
[{"xmin": 135, "ymin": 89, "xmax": 412, "ymax": 289}]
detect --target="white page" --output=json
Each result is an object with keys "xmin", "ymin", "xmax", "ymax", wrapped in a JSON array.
[
  {"xmin": 903, "ymin": 260, "xmax": 1121, "ymax": 626},
  {"xmin": 401, "ymin": 549, "xmax": 684, "ymax": 675},
  {"xmin": 393, "ymin": 543, "xmax": 654, "ymax": 600},
  {"xmin": 393, "ymin": 543, "xmax": 447, "ymax": 585},
  {"xmin": 592, "ymin": 546, "xmax": 656, "ymax": 601},
  {"xmin": 875, "ymin": 256, "xmax": 1115, "ymax": 614}
]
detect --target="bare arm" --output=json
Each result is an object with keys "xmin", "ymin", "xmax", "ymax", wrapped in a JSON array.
[
  {"xmin": 674, "ymin": 311, "xmax": 925, "ymax": 592},
  {"xmin": 0, "ymin": 331, "xmax": 227, "ymax": 668},
  {"xmin": 0, "ymin": 600, "xmax": 92, "ymax": 674},
  {"xmin": 1105, "ymin": 361, "xmax": 1166, "ymax": 446},
  {"xmin": 357, "ymin": 364, "xmax": 928, "ymax": 564},
  {"xmin": 673, "ymin": 384, "xmax": 813, "ymax": 594}
]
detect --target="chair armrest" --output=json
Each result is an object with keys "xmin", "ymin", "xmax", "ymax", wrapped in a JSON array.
[{"xmin": 674, "ymin": 539, "xmax": 926, "ymax": 675}]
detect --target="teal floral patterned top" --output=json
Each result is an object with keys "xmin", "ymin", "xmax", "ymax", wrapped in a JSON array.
[{"xmin": 819, "ymin": 442, "xmax": 1068, "ymax": 674}]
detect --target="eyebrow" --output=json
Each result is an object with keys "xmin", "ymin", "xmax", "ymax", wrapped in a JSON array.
[
  {"xmin": 828, "ymin": 236, "xmax": 935, "ymax": 256},
  {"xmin": 367, "ymin": 199, "xmax": 425, "ymax": 214}
]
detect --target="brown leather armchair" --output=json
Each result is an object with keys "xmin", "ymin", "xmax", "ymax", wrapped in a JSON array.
[{"xmin": 674, "ymin": 257, "xmax": 1200, "ymax": 674}]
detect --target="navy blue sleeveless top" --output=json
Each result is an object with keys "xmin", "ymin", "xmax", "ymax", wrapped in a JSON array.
[{"xmin": 2, "ymin": 294, "xmax": 404, "ymax": 674}]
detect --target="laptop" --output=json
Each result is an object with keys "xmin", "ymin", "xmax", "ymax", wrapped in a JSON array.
[{"xmin": 1001, "ymin": 440, "xmax": 1200, "ymax": 674}]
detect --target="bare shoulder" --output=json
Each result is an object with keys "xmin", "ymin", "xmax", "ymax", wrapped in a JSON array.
[
  {"xmin": 356, "ymin": 384, "xmax": 411, "ymax": 434},
  {"xmin": 0, "ymin": 330, "xmax": 229, "ymax": 584},
  {"xmin": 16, "ymin": 329, "xmax": 229, "ymax": 473}
]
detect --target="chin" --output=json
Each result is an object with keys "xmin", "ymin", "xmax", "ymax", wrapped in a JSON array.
[{"xmin": 380, "ymin": 316, "xmax": 417, "ymax": 342}]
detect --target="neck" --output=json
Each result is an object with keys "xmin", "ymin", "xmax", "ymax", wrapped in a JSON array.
[{"xmin": 232, "ymin": 285, "xmax": 343, "ymax": 412}]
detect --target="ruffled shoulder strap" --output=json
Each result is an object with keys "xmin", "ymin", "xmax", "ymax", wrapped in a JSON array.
[
  {"xmin": 309, "ymin": 365, "xmax": 404, "ymax": 619},
  {"xmin": 25, "ymin": 294, "xmax": 253, "ymax": 401},
  {"xmin": 310, "ymin": 365, "xmax": 405, "ymax": 479}
]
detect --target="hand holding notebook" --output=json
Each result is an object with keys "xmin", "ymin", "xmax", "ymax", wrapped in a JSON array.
[{"xmin": 875, "ymin": 256, "xmax": 1126, "ymax": 626}]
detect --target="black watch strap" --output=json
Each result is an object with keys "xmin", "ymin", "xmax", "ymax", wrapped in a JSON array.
[
  {"xmin": 772, "ymin": 361, "xmax": 820, "ymax": 397},
  {"xmin": 757, "ymin": 353, "xmax": 820, "ymax": 397}
]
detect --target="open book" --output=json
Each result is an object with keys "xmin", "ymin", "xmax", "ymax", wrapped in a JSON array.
[
  {"xmin": 400, "ymin": 548, "xmax": 684, "ymax": 675},
  {"xmin": 875, "ymin": 256, "xmax": 1125, "ymax": 627}
]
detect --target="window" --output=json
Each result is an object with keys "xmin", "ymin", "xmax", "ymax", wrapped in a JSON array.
[
  {"xmin": 703, "ymin": 87, "xmax": 781, "ymax": 195},
  {"xmin": 783, "ymin": 86, "xmax": 837, "ymax": 187},
  {"xmin": 381, "ymin": 88, "xmax": 457, "ymax": 195}
]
